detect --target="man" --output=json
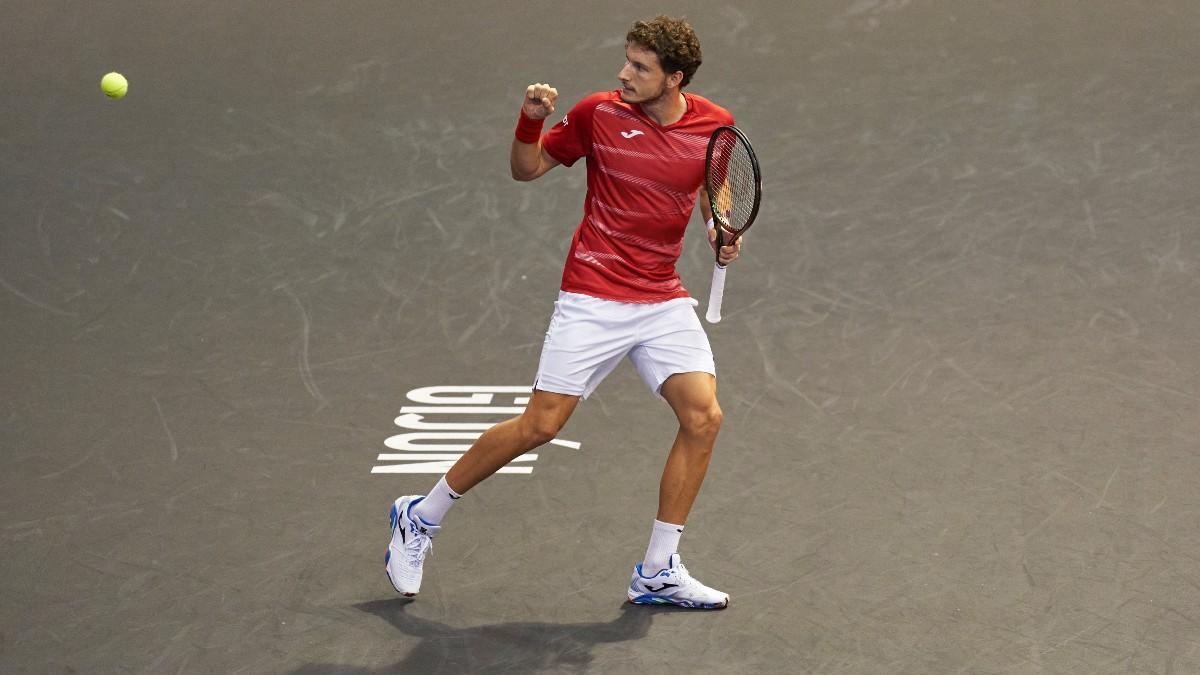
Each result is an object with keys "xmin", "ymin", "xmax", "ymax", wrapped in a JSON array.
[{"xmin": 386, "ymin": 15, "xmax": 743, "ymax": 610}]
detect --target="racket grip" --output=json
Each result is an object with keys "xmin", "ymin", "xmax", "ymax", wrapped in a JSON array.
[{"xmin": 705, "ymin": 263, "xmax": 728, "ymax": 324}]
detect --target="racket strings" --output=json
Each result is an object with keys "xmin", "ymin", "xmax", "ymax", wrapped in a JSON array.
[{"xmin": 710, "ymin": 134, "xmax": 757, "ymax": 232}]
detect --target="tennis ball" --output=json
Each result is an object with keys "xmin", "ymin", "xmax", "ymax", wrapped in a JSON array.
[{"xmin": 101, "ymin": 72, "xmax": 128, "ymax": 99}]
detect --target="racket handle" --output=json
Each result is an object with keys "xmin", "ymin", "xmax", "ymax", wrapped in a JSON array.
[{"xmin": 705, "ymin": 263, "xmax": 728, "ymax": 324}]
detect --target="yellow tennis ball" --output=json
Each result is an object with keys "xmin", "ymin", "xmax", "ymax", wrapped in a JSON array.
[{"xmin": 101, "ymin": 72, "xmax": 128, "ymax": 99}]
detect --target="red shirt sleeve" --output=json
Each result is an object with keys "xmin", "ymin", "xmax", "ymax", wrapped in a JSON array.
[{"xmin": 540, "ymin": 92, "xmax": 608, "ymax": 167}]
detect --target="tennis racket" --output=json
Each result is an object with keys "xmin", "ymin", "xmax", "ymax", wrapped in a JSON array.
[{"xmin": 704, "ymin": 125, "xmax": 762, "ymax": 324}]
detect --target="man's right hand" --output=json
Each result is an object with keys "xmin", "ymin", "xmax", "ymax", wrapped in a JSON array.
[{"xmin": 523, "ymin": 83, "xmax": 559, "ymax": 120}]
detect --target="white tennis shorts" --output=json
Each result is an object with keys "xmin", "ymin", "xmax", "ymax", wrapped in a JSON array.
[{"xmin": 534, "ymin": 291, "xmax": 716, "ymax": 400}]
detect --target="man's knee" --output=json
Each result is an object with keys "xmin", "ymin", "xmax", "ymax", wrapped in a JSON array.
[
  {"xmin": 520, "ymin": 413, "xmax": 564, "ymax": 446},
  {"xmin": 518, "ymin": 391, "xmax": 578, "ymax": 446},
  {"xmin": 680, "ymin": 403, "xmax": 723, "ymax": 438}
]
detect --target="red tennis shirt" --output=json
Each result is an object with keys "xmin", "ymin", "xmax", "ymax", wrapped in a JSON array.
[{"xmin": 540, "ymin": 90, "xmax": 734, "ymax": 303}]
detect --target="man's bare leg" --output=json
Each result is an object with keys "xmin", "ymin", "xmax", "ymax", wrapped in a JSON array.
[
  {"xmin": 628, "ymin": 371, "xmax": 729, "ymax": 608},
  {"xmin": 387, "ymin": 389, "xmax": 578, "ymax": 596},
  {"xmin": 657, "ymin": 372, "xmax": 723, "ymax": 525},
  {"xmin": 445, "ymin": 389, "xmax": 580, "ymax": 493}
]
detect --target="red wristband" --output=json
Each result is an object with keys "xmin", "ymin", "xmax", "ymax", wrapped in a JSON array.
[{"xmin": 514, "ymin": 110, "xmax": 545, "ymax": 144}]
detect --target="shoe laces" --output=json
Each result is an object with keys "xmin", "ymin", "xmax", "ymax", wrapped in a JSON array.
[
  {"xmin": 672, "ymin": 563, "xmax": 699, "ymax": 589},
  {"xmin": 412, "ymin": 538, "xmax": 432, "ymax": 565},
  {"xmin": 404, "ymin": 525, "xmax": 434, "ymax": 566},
  {"xmin": 671, "ymin": 563, "xmax": 718, "ymax": 596}
]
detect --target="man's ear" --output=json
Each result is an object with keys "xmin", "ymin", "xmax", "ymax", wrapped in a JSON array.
[{"xmin": 667, "ymin": 71, "xmax": 685, "ymax": 89}]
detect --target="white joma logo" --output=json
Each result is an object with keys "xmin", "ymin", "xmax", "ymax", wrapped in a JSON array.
[{"xmin": 620, "ymin": 130, "xmax": 644, "ymax": 139}]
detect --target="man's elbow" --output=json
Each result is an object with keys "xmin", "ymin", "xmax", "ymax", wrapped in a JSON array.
[{"xmin": 511, "ymin": 165, "xmax": 538, "ymax": 182}]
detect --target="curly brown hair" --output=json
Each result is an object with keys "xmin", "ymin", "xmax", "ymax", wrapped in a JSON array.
[{"xmin": 626, "ymin": 15, "xmax": 703, "ymax": 88}]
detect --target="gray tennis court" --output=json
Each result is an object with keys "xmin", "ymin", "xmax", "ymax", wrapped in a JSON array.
[{"xmin": 3, "ymin": 1, "xmax": 1199, "ymax": 672}]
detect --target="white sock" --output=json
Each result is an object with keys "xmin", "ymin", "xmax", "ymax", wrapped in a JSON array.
[
  {"xmin": 410, "ymin": 476, "xmax": 462, "ymax": 526},
  {"xmin": 642, "ymin": 519, "xmax": 684, "ymax": 575}
]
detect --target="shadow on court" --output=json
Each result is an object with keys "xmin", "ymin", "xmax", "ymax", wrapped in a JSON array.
[{"xmin": 291, "ymin": 600, "xmax": 674, "ymax": 673}]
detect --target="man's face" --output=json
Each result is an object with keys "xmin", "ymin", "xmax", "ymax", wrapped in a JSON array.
[{"xmin": 618, "ymin": 43, "xmax": 674, "ymax": 104}]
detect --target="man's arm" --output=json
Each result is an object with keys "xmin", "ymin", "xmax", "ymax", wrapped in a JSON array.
[
  {"xmin": 511, "ymin": 83, "xmax": 562, "ymax": 181},
  {"xmin": 698, "ymin": 185, "xmax": 714, "ymax": 224}
]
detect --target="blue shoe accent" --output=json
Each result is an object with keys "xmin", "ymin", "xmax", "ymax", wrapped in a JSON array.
[
  {"xmin": 385, "ymin": 505, "xmax": 398, "ymax": 583},
  {"xmin": 629, "ymin": 594, "xmax": 722, "ymax": 609},
  {"xmin": 630, "ymin": 594, "xmax": 671, "ymax": 606},
  {"xmin": 404, "ymin": 496, "xmax": 425, "ymax": 521},
  {"xmin": 633, "ymin": 562, "xmax": 673, "ymax": 580}
]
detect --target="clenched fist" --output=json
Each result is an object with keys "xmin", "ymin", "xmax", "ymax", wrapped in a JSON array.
[{"xmin": 523, "ymin": 83, "xmax": 558, "ymax": 120}]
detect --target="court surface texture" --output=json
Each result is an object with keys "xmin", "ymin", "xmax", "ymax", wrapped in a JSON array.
[{"xmin": 2, "ymin": 1, "xmax": 1199, "ymax": 672}]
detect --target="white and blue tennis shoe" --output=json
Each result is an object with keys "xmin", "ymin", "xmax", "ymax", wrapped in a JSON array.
[
  {"xmin": 385, "ymin": 495, "xmax": 439, "ymax": 596},
  {"xmin": 628, "ymin": 553, "xmax": 729, "ymax": 609}
]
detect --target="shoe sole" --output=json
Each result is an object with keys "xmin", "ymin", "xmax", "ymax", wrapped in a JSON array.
[
  {"xmin": 385, "ymin": 501, "xmax": 418, "ymax": 597},
  {"xmin": 627, "ymin": 592, "xmax": 729, "ymax": 610}
]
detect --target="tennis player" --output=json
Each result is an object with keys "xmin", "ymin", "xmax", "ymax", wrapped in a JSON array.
[{"xmin": 386, "ymin": 15, "xmax": 743, "ymax": 609}]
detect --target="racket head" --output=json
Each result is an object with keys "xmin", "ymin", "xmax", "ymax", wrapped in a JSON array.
[{"xmin": 704, "ymin": 125, "xmax": 762, "ymax": 248}]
